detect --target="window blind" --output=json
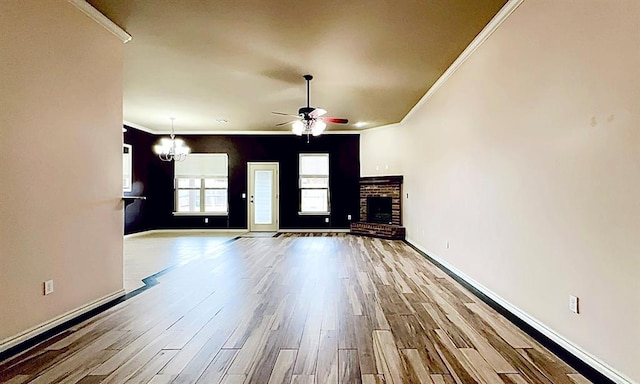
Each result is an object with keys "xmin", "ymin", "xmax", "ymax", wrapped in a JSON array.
[
  {"xmin": 300, "ymin": 154, "xmax": 329, "ymax": 175},
  {"xmin": 175, "ymin": 154, "xmax": 228, "ymax": 178}
]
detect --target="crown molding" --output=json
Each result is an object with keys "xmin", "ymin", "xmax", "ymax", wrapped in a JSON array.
[
  {"xmin": 401, "ymin": 0, "xmax": 524, "ymax": 123},
  {"xmin": 359, "ymin": 122, "xmax": 403, "ymax": 133},
  {"xmin": 67, "ymin": 0, "xmax": 131, "ymax": 43},
  {"xmin": 123, "ymin": 120, "xmax": 155, "ymax": 134},
  {"xmin": 122, "ymin": 121, "xmax": 362, "ymax": 136},
  {"xmin": 176, "ymin": 130, "xmax": 362, "ymax": 136},
  {"xmin": 360, "ymin": 0, "xmax": 524, "ymax": 135}
]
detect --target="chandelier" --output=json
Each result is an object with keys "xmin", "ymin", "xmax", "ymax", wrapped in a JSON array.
[
  {"xmin": 292, "ymin": 119, "xmax": 326, "ymax": 137},
  {"xmin": 153, "ymin": 118, "xmax": 190, "ymax": 161}
]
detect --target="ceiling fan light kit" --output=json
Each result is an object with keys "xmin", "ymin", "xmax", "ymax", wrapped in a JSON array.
[
  {"xmin": 312, "ymin": 120, "xmax": 326, "ymax": 136},
  {"xmin": 274, "ymin": 74, "xmax": 348, "ymax": 139},
  {"xmin": 292, "ymin": 119, "xmax": 326, "ymax": 137}
]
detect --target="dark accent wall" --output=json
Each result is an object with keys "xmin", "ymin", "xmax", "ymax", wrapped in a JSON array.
[
  {"xmin": 123, "ymin": 128, "xmax": 172, "ymax": 234},
  {"xmin": 124, "ymin": 126, "xmax": 360, "ymax": 234}
]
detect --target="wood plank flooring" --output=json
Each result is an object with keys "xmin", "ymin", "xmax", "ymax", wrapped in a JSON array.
[
  {"xmin": 0, "ymin": 234, "xmax": 591, "ymax": 383},
  {"xmin": 123, "ymin": 232, "xmax": 238, "ymax": 292}
]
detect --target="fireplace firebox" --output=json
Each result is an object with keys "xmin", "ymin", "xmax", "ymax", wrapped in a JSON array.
[{"xmin": 367, "ymin": 197, "xmax": 392, "ymax": 224}]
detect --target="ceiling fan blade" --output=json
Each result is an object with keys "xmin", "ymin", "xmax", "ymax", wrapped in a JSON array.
[
  {"xmin": 310, "ymin": 108, "xmax": 327, "ymax": 118},
  {"xmin": 322, "ymin": 117, "xmax": 349, "ymax": 124},
  {"xmin": 272, "ymin": 111, "xmax": 299, "ymax": 117},
  {"xmin": 276, "ymin": 120, "xmax": 297, "ymax": 127}
]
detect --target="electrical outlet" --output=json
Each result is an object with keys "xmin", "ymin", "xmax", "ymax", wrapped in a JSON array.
[
  {"xmin": 325, "ymin": 217, "xmax": 329, "ymax": 223},
  {"xmin": 204, "ymin": 217, "xmax": 209, "ymax": 224},
  {"xmin": 569, "ymin": 295, "xmax": 579, "ymax": 314},
  {"xmin": 347, "ymin": 214, "xmax": 351, "ymax": 220},
  {"xmin": 44, "ymin": 280, "xmax": 54, "ymax": 295},
  {"xmin": 446, "ymin": 241, "xmax": 450, "ymax": 249}
]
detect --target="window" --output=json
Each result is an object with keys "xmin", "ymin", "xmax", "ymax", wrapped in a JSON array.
[
  {"xmin": 299, "ymin": 153, "xmax": 329, "ymax": 213},
  {"xmin": 174, "ymin": 154, "xmax": 228, "ymax": 215},
  {"xmin": 123, "ymin": 144, "xmax": 132, "ymax": 192}
]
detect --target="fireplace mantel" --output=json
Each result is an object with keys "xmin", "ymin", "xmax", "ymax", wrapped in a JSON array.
[{"xmin": 359, "ymin": 175, "xmax": 404, "ymax": 185}]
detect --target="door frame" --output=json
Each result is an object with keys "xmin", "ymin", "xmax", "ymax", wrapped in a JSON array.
[{"xmin": 247, "ymin": 162, "xmax": 279, "ymax": 232}]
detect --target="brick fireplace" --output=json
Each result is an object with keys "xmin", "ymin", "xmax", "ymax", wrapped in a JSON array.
[{"xmin": 350, "ymin": 176, "xmax": 406, "ymax": 240}]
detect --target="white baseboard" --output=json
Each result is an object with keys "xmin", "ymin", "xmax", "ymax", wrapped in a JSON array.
[
  {"xmin": 125, "ymin": 228, "xmax": 351, "ymax": 238},
  {"xmin": 0, "ymin": 289, "xmax": 126, "ymax": 354},
  {"xmin": 278, "ymin": 229, "xmax": 350, "ymax": 233},
  {"xmin": 124, "ymin": 229, "xmax": 249, "ymax": 239},
  {"xmin": 406, "ymin": 238, "xmax": 635, "ymax": 384}
]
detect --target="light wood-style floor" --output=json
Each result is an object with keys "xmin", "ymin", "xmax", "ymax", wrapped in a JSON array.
[
  {"xmin": 0, "ymin": 233, "xmax": 591, "ymax": 383},
  {"xmin": 124, "ymin": 232, "xmax": 239, "ymax": 292}
]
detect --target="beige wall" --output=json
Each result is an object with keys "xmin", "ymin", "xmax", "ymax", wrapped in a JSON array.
[
  {"xmin": 0, "ymin": 1, "xmax": 124, "ymax": 344},
  {"xmin": 361, "ymin": 0, "xmax": 639, "ymax": 382}
]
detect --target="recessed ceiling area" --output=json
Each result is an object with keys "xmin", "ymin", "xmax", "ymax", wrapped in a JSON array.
[{"xmin": 87, "ymin": 0, "xmax": 507, "ymax": 133}]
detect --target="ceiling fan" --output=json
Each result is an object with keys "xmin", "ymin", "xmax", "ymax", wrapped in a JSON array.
[{"xmin": 273, "ymin": 74, "xmax": 348, "ymax": 138}]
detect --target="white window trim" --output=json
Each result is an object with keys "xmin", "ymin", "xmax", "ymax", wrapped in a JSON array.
[
  {"xmin": 298, "ymin": 211, "xmax": 331, "ymax": 215},
  {"xmin": 123, "ymin": 144, "xmax": 132, "ymax": 192},
  {"xmin": 174, "ymin": 177, "xmax": 229, "ymax": 216},
  {"xmin": 173, "ymin": 211, "xmax": 228, "ymax": 217},
  {"xmin": 299, "ymin": 153, "xmax": 330, "ymax": 215},
  {"xmin": 173, "ymin": 154, "xmax": 229, "ymax": 215}
]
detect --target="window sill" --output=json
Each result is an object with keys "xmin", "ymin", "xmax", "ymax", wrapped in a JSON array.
[
  {"xmin": 173, "ymin": 212, "xmax": 228, "ymax": 217},
  {"xmin": 298, "ymin": 211, "xmax": 331, "ymax": 216}
]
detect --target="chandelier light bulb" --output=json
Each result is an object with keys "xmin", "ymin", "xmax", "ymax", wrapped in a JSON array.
[{"xmin": 154, "ymin": 118, "xmax": 190, "ymax": 161}]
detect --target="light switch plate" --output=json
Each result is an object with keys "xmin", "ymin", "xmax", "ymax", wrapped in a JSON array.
[{"xmin": 44, "ymin": 280, "xmax": 54, "ymax": 295}]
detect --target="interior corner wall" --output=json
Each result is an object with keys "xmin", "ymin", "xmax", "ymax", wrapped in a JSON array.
[
  {"xmin": 0, "ymin": 1, "xmax": 124, "ymax": 344},
  {"xmin": 361, "ymin": 1, "xmax": 639, "ymax": 382}
]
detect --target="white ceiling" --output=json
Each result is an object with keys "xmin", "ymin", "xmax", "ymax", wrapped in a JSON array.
[{"xmin": 88, "ymin": 0, "xmax": 507, "ymax": 133}]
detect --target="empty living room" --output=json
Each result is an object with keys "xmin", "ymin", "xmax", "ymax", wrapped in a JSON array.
[{"xmin": 1, "ymin": 1, "xmax": 638, "ymax": 383}]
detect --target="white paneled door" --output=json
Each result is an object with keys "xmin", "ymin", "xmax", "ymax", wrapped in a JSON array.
[{"xmin": 248, "ymin": 162, "xmax": 279, "ymax": 232}]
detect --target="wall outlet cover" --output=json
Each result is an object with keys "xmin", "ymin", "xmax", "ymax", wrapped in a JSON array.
[{"xmin": 569, "ymin": 295, "xmax": 579, "ymax": 314}]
